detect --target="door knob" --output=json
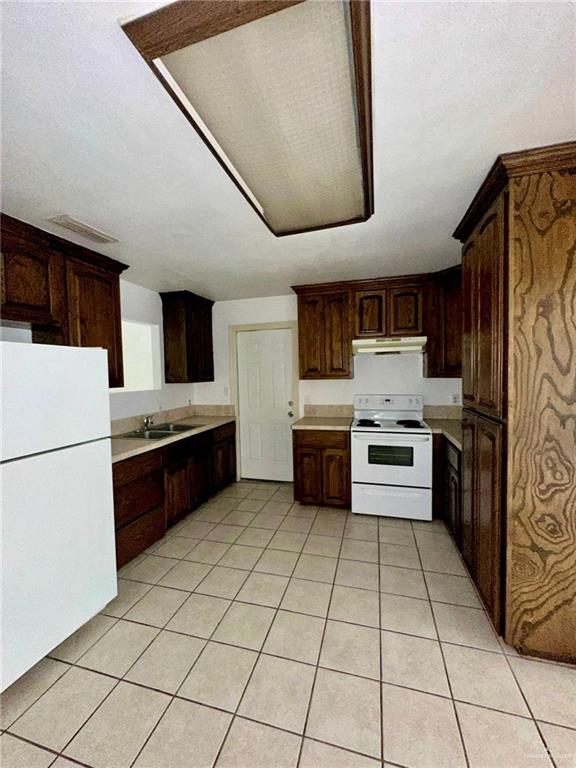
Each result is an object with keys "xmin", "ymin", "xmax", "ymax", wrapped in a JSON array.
[{"xmin": 288, "ymin": 411, "xmax": 294, "ymax": 418}]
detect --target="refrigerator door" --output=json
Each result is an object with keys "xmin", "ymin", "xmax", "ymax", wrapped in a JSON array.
[
  {"xmin": 1, "ymin": 439, "xmax": 117, "ymax": 690},
  {"xmin": 1, "ymin": 341, "xmax": 110, "ymax": 462}
]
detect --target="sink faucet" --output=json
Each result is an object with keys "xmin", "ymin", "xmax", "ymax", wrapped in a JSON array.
[{"xmin": 143, "ymin": 415, "xmax": 154, "ymax": 429}]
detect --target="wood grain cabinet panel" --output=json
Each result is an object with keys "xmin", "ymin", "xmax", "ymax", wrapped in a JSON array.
[
  {"xmin": 354, "ymin": 289, "xmax": 386, "ymax": 337},
  {"xmin": 323, "ymin": 292, "xmax": 352, "ymax": 377},
  {"xmin": 165, "ymin": 459, "xmax": 191, "ymax": 527},
  {"xmin": 388, "ymin": 285, "xmax": 423, "ymax": 336},
  {"xmin": 294, "ymin": 447, "xmax": 322, "ymax": 505},
  {"xmin": 474, "ymin": 415, "xmax": 503, "ymax": 629},
  {"xmin": 461, "ymin": 241, "xmax": 477, "ymax": 406},
  {"xmin": 66, "ymin": 258, "xmax": 125, "ymax": 387},
  {"xmin": 475, "ymin": 201, "xmax": 505, "ymax": 418},
  {"xmin": 297, "ymin": 291, "xmax": 352, "ymax": 379},
  {"xmin": 460, "ymin": 413, "xmax": 476, "ymax": 573},
  {"xmin": 298, "ymin": 295, "xmax": 324, "ymax": 377},
  {"xmin": 160, "ymin": 291, "xmax": 214, "ymax": 383},
  {"xmin": 426, "ymin": 267, "xmax": 462, "ymax": 378},
  {"xmin": 293, "ymin": 430, "xmax": 350, "ymax": 508},
  {"xmin": 322, "ymin": 448, "xmax": 350, "ymax": 508}
]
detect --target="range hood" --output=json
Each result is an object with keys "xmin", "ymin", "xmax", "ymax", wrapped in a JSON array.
[{"xmin": 352, "ymin": 337, "xmax": 427, "ymax": 355}]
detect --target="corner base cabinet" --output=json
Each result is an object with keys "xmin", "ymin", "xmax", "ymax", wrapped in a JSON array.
[{"xmin": 293, "ymin": 430, "xmax": 350, "ymax": 508}]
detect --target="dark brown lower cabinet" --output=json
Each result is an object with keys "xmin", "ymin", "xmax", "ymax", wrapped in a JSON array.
[
  {"xmin": 113, "ymin": 422, "xmax": 237, "ymax": 566},
  {"xmin": 113, "ymin": 450, "xmax": 165, "ymax": 568},
  {"xmin": 293, "ymin": 430, "xmax": 350, "ymax": 508},
  {"xmin": 460, "ymin": 415, "xmax": 476, "ymax": 572},
  {"xmin": 461, "ymin": 410, "xmax": 504, "ymax": 631},
  {"xmin": 445, "ymin": 441, "xmax": 461, "ymax": 547}
]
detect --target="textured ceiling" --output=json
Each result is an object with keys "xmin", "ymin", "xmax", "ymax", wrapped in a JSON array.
[{"xmin": 1, "ymin": 1, "xmax": 575, "ymax": 299}]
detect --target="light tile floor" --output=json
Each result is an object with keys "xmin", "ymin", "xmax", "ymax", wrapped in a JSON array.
[{"xmin": 2, "ymin": 480, "xmax": 575, "ymax": 768}]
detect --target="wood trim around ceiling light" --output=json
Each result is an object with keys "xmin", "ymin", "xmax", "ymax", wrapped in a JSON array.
[
  {"xmin": 122, "ymin": 0, "xmax": 305, "ymax": 60},
  {"xmin": 122, "ymin": 0, "xmax": 374, "ymax": 238}
]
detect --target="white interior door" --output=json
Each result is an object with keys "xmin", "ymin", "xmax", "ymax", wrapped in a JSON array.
[{"xmin": 237, "ymin": 328, "xmax": 295, "ymax": 481}]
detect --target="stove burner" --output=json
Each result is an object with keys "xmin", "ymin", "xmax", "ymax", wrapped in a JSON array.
[
  {"xmin": 396, "ymin": 419, "xmax": 424, "ymax": 429},
  {"xmin": 356, "ymin": 419, "xmax": 380, "ymax": 428}
]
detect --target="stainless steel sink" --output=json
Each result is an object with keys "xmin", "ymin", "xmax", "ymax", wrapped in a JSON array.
[
  {"xmin": 119, "ymin": 423, "xmax": 203, "ymax": 440},
  {"xmin": 154, "ymin": 423, "xmax": 202, "ymax": 432}
]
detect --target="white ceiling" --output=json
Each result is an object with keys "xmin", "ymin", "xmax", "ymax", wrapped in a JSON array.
[{"xmin": 2, "ymin": 1, "xmax": 574, "ymax": 300}]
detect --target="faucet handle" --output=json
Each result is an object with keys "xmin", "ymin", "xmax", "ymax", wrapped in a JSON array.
[{"xmin": 143, "ymin": 415, "xmax": 154, "ymax": 429}]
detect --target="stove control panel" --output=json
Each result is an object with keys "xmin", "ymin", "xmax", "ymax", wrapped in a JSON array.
[{"xmin": 354, "ymin": 394, "xmax": 423, "ymax": 411}]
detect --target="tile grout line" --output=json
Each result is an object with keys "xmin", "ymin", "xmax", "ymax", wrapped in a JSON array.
[
  {"xmin": 294, "ymin": 511, "xmax": 348, "ymax": 768},
  {"xmin": 209, "ymin": 497, "xmax": 323, "ymax": 767},
  {"xmin": 413, "ymin": 515, "xmax": 471, "ymax": 768},
  {"xmin": 127, "ymin": 482, "xmax": 297, "ymax": 768}
]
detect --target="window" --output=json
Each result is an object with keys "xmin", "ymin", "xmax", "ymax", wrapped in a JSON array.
[{"xmin": 110, "ymin": 320, "xmax": 162, "ymax": 392}]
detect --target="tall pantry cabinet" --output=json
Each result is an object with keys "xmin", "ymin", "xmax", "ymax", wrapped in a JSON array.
[{"xmin": 454, "ymin": 142, "xmax": 576, "ymax": 663}]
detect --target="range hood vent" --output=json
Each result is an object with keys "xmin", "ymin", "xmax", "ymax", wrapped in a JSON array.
[
  {"xmin": 46, "ymin": 215, "xmax": 119, "ymax": 244},
  {"xmin": 352, "ymin": 337, "xmax": 427, "ymax": 355}
]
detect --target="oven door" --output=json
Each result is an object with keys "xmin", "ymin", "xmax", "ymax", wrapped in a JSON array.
[{"xmin": 351, "ymin": 431, "xmax": 432, "ymax": 488}]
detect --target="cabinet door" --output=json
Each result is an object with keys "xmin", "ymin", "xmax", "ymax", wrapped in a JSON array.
[
  {"xmin": 475, "ymin": 199, "xmax": 505, "ymax": 418},
  {"xmin": 460, "ymin": 412, "xmax": 476, "ymax": 572},
  {"xmin": 461, "ymin": 240, "xmax": 477, "ymax": 406},
  {"xmin": 66, "ymin": 259, "xmax": 124, "ymax": 387},
  {"xmin": 189, "ymin": 450, "xmax": 211, "ymax": 510},
  {"xmin": 212, "ymin": 441, "xmax": 228, "ymax": 492},
  {"xmin": 294, "ymin": 447, "xmax": 322, "ymax": 504},
  {"xmin": 226, "ymin": 436, "xmax": 237, "ymax": 485},
  {"xmin": 187, "ymin": 300, "xmax": 214, "ymax": 382},
  {"xmin": 165, "ymin": 460, "xmax": 191, "ymax": 526},
  {"xmin": 298, "ymin": 295, "xmax": 325, "ymax": 378},
  {"xmin": 321, "ymin": 448, "xmax": 350, "ymax": 508},
  {"xmin": 446, "ymin": 463, "xmax": 461, "ymax": 546},
  {"xmin": 323, "ymin": 292, "xmax": 352, "ymax": 378},
  {"xmin": 354, "ymin": 289, "xmax": 387, "ymax": 337},
  {"xmin": 474, "ymin": 416, "xmax": 503, "ymax": 630},
  {"xmin": 388, "ymin": 286, "xmax": 423, "ymax": 336}
]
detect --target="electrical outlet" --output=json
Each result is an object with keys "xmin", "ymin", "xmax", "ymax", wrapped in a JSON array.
[
  {"xmin": 223, "ymin": 386, "xmax": 229, "ymax": 397},
  {"xmin": 451, "ymin": 394, "xmax": 460, "ymax": 404}
]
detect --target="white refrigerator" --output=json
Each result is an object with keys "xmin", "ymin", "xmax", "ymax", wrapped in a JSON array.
[{"xmin": 1, "ymin": 341, "xmax": 117, "ymax": 690}]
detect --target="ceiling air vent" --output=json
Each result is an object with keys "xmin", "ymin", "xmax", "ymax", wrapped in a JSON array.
[{"xmin": 46, "ymin": 215, "xmax": 119, "ymax": 244}]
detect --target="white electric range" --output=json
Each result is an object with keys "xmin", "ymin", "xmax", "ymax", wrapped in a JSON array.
[{"xmin": 351, "ymin": 394, "xmax": 432, "ymax": 520}]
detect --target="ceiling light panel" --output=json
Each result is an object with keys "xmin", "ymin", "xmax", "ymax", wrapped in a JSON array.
[{"xmin": 123, "ymin": 0, "xmax": 373, "ymax": 237}]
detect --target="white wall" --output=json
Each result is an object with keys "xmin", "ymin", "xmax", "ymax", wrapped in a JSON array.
[
  {"xmin": 192, "ymin": 295, "xmax": 298, "ymax": 404},
  {"xmin": 109, "ymin": 280, "xmax": 196, "ymax": 420},
  {"xmin": 191, "ymin": 295, "xmax": 461, "ymax": 411}
]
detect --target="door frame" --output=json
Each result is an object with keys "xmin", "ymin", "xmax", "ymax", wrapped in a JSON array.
[{"xmin": 229, "ymin": 321, "xmax": 299, "ymax": 482}]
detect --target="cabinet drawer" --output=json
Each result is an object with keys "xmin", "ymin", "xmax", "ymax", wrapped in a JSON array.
[
  {"xmin": 212, "ymin": 422, "xmax": 235, "ymax": 443},
  {"xmin": 113, "ymin": 449, "xmax": 163, "ymax": 487},
  {"xmin": 293, "ymin": 430, "xmax": 349, "ymax": 449},
  {"xmin": 116, "ymin": 505, "xmax": 165, "ymax": 569},
  {"xmin": 114, "ymin": 468, "xmax": 164, "ymax": 530},
  {"xmin": 446, "ymin": 442, "xmax": 461, "ymax": 471}
]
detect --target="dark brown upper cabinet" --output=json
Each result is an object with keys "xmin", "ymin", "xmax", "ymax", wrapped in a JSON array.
[
  {"xmin": 388, "ymin": 285, "xmax": 424, "ymax": 336},
  {"xmin": 1, "ymin": 215, "xmax": 66, "ymax": 328},
  {"xmin": 425, "ymin": 266, "xmax": 462, "ymax": 378},
  {"xmin": 355, "ymin": 289, "xmax": 386, "ymax": 337},
  {"xmin": 160, "ymin": 290, "xmax": 214, "ymax": 383},
  {"xmin": 1, "ymin": 214, "xmax": 128, "ymax": 386},
  {"xmin": 66, "ymin": 258, "xmax": 125, "ymax": 388},
  {"xmin": 460, "ymin": 198, "xmax": 505, "ymax": 419},
  {"xmin": 295, "ymin": 290, "xmax": 352, "ymax": 380},
  {"xmin": 294, "ymin": 272, "xmax": 459, "ymax": 379}
]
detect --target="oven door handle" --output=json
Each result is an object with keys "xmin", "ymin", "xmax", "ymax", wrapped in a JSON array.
[{"xmin": 352, "ymin": 434, "xmax": 430, "ymax": 443}]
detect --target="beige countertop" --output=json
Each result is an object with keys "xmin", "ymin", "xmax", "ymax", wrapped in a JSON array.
[
  {"xmin": 291, "ymin": 416, "xmax": 353, "ymax": 432},
  {"xmin": 427, "ymin": 418, "xmax": 463, "ymax": 451},
  {"xmin": 292, "ymin": 415, "xmax": 462, "ymax": 449},
  {"xmin": 111, "ymin": 415, "xmax": 236, "ymax": 464}
]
